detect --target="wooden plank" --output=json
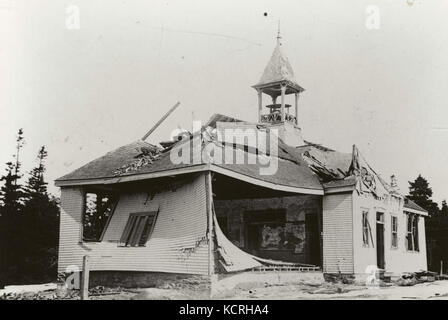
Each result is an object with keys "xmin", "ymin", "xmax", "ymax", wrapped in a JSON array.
[
  {"xmin": 80, "ymin": 255, "xmax": 90, "ymax": 300},
  {"xmin": 205, "ymin": 172, "xmax": 214, "ymax": 276},
  {"xmin": 141, "ymin": 102, "xmax": 181, "ymax": 141}
]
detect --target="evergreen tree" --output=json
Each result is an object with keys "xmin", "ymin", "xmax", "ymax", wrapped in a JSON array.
[
  {"xmin": 407, "ymin": 174, "xmax": 439, "ymax": 215},
  {"xmin": 0, "ymin": 162, "xmax": 23, "ymax": 217},
  {"xmin": 24, "ymin": 146, "xmax": 48, "ymax": 204},
  {"xmin": 0, "ymin": 129, "xmax": 26, "ymax": 216},
  {"xmin": 0, "ymin": 129, "xmax": 26, "ymax": 286},
  {"xmin": 441, "ymin": 200, "xmax": 448, "ymax": 215},
  {"xmin": 21, "ymin": 146, "xmax": 60, "ymax": 283},
  {"xmin": 409, "ymin": 175, "xmax": 448, "ymax": 273}
]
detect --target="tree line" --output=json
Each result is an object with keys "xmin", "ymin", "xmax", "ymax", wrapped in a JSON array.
[
  {"xmin": 0, "ymin": 129, "xmax": 60, "ymax": 288},
  {"xmin": 408, "ymin": 175, "xmax": 448, "ymax": 273}
]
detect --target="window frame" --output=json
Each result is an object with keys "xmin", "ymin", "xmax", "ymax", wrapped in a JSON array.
[
  {"xmin": 391, "ymin": 215, "xmax": 398, "ymax": 249},
  {"xmin": 405, "ymin": 211, "xmax": 419, "ymax": 252},
  {"xmin": 80, "ymin": 190, "xmax": 119, "ymax": 243},
  {"xmin": 362, "ymin": 210, "xmax": 370, "ymax": 247},
  {"xmin": 119, "ymin": 211, "xmax": 158, "ymax": 247}
]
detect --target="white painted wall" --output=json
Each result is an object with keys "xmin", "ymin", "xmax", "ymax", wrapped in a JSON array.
[
  {"xmin": 322, "ymin": 192, "xmax": 354, "ymax": 274},
  {"xmin": 352, "ymin": 192, "xmax": 427, "ymax": 275},
  {"xmin": 58, "ymin": 174, "xmax": 210, "ymax": 275}
]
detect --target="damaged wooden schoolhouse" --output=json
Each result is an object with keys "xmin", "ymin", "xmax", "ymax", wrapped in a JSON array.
[{"xmin": 55, "ymin": 34, "xmax": 428, "ymax": 286}]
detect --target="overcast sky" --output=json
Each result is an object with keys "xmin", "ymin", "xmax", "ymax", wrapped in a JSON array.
[{"xmin": 1, "ymin": 0, "xmax": 447, "ymax": 202}]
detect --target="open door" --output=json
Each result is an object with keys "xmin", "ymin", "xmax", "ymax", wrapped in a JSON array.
[{"xmin": 376, "ymin": 212, "xmax": 385, "ymax": 269}]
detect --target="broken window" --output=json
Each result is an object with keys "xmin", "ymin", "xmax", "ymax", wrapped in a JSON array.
[
  {"xmin": 362, "ymin": 211, "xmax": 369, "ymax": 246},
  {"xmin": 82, "ymin": 192, "xmax": 118, "ymax": 242},
  {"xmin": 119, "ymin": 212, "xmax": 158, "ymax": 247},
  {"xmin": 405, "ymin": 212, "xmax": 419, "ymax": 252},
  {"xmin": 391, "ymin": 216, "xmax": 398, "ymax": 248}
]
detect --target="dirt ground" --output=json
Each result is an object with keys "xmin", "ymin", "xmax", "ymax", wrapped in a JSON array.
[
  {"xmin": 2, "ymin": 279, "xmax": 448, "ymax": 300},
  {"xmin": 222, "ymin": 280, "xmax": 448, "ymax": 300}
]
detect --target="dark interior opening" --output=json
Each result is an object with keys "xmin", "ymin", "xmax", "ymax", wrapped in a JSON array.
[{"xmin": 212, "ymin": 172, "xmax": 322, "ymax": 266}]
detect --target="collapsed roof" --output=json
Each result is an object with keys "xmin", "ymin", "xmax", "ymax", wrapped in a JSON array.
[
  {"xmin": 55, "ymin": 113, "xmax": 427, "ymax": 212},
  {"xmin": 56, "ymin": 114, "xmax": 323, "ymax": 194}
]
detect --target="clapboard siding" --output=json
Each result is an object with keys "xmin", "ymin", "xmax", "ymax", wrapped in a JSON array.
[
  {"xmin": 58, "ymin": 187, "xmax": 84, "ymax": 269},
  {"xmin": 58, "ymin": 174, "xmax": 209, "ymax": 275},
  {"xmin": 322, "ymin": 192, "xmax": 354, "ymax": 273}
]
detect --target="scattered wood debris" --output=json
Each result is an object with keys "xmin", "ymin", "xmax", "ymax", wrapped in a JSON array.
[
  {"xmin": 114, "ymin": 146, "xmax": 162, "ymax": 175},
  {"xmin": 0, "ymin": 286, "xmax": 137, "ymax": 300},
  {"xmin": 396, "ymin": 270, "xmax": 439, "ymax": 286}
]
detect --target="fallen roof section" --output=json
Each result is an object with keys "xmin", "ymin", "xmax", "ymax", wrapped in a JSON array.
[{"xmin": 55, "ymin": 117, "xmax": 324, "ymax": 194}]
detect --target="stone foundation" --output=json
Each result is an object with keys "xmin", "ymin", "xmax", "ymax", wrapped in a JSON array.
[
  {"xmin": 323, "ymin": 273, "xmax": 356, "ymax": 284},
  {"xmin": 59, "ymin": 271, "xmax": 211, "ymax": 291}
]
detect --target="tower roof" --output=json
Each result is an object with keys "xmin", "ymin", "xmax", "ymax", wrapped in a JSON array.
[{"xmin": 253, "ymin": 37, "xmax": 304, "ymax": 95}]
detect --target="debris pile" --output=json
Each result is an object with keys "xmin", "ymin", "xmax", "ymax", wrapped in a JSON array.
[
  {"xmin": 114, "ymin": 146, "xmax": 162, "ymax": 176},
  {"xmin": 396, "ymin": 271, "xmax": 438, "ymax": 286},
  {"xmin": 302, "ymin": 150, "xmax": 346, "ymax": 181},
  {"xmin": 0, "ymin": 285, "xmax": 135, "ymax": 300}
]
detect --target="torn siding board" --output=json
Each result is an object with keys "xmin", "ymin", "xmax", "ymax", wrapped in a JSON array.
[
  {"xmin": 214, "ymin": 214, "xmax": 262, "ymax": 272},
  {"xmin": 322, "ymin": 192, "xmax": 354, "ymax": 274},
  {"xmin": 58, "ymin": 174, "xmax": 209, "ymax": 275}
]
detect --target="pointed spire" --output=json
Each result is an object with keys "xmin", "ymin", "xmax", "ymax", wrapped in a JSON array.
[
  {"xmin": 254, "ymin": 28, "xmax": 299, "ymax": 89},
  {"xmin": 276, "ymin": 20, "xmax": 282, "ymax": 45}
]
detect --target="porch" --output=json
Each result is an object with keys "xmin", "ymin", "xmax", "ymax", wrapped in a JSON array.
[{"xmin": 211, "ymin": 173, "xmax": 323, "ymax": 269}]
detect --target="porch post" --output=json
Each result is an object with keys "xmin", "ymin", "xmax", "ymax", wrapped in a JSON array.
[
  {"xmin": 280, "ymin": 84, "xmax": 286, "ymax": 122},
  {"xmin": 295, "ymin": 93, "xmax": 299, "ymax": 125},
  {"xmin": 257, "ymin": 90, "xmax": 263, "ymax": 123},
  {"xmin": 205, "ymin": 171, "xmax": 214, "ymax": 276}
]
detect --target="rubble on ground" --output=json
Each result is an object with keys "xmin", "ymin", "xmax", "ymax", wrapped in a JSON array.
[{"xmin": 396, "ymin": 271, "xmax": 438, "ymax": 286}]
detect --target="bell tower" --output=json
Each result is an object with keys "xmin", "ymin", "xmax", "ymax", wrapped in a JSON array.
[{"xmin": 252, "ymin": 28, "xmax": 305, "ymax": 147}]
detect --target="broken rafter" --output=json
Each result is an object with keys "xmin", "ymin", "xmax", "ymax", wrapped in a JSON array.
[{"xmin": 141, "ymin": 102, "xmax": 181, "ymax": 141}]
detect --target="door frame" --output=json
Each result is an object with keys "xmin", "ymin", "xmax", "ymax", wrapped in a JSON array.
[{"xmin": 376, "ymin": 212, "xmax": 385, "ymax": 269}]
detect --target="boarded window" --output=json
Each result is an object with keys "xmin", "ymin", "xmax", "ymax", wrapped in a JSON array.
[
  {"xmin": 362, "ymin": 211, "xmax": 369, "ymax": 246},
  {"xmin": 82, "ymin": 192, "xmax": 118, "ymax": 242},
  {"xmin": 120, "ymin": 212, "xmax": 157, "ymax": 247},
  {"xmin": 391, "ymin": 216, "xmax": 398, "ymax": 248},
  {"xmin": 405, "ymin": 212, "xmax": 419, "ymax": 252}
]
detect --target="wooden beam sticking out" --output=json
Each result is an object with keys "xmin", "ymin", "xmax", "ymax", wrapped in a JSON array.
[
  {"xmin": 141, "ymin": 102, "xmax": 181, "ymax": 141},
  {"xmin": 80, "ymin": 255, "xmax": 90, "ymax": 300},
  {"xmin": 205, "ymin": 172, "xmax": 214, "ymax": 276}
]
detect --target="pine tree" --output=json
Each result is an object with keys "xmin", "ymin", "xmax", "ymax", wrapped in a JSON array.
[
  {"xmin": 408, "ymin": 175, "xmax": 448, "ymax": 273},
  {"xmin": 21, "ymin": 146, "xmax": 60, "ymax": 283},
  {"xmin": 407, "ymin": 174, "xmax": 439, "ymax": 215},
  {"xmin": 0, "ymin": 162, "xmax": 23, "ymax": 217},
  {"xmin": 441, "ymin": 200, "xmax": 448, "ymax": 215},
  {"xmin": 24, "ymin": 146, "xmax": 48, "ymax": 205},
  {"xmin": 0, "ymin": 129, "xmax": 26, "ymax": 286},
  {"xmin": 0, "ymin": 129, "xmax": 26, "ymax": 216}
]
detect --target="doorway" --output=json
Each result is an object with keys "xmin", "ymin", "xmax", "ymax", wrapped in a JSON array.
[
  {"xmin": 306, "ymin": 211, "xmax": 320, "ymax": 265},
  {"xmin": 376, "ymin": 212, "xmax": 385, "ymax": 269}
]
